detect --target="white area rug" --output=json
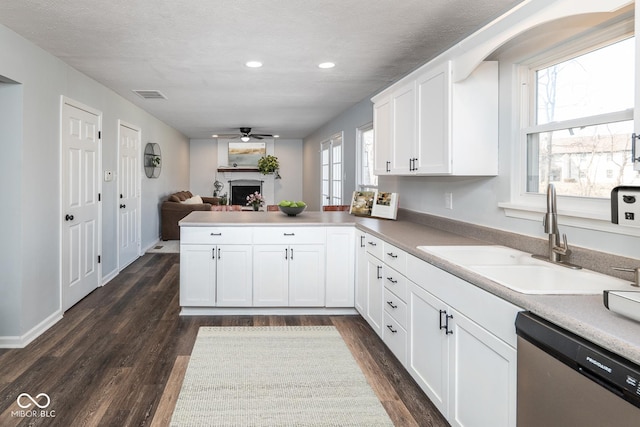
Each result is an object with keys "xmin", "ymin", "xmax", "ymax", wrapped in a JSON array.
[
  {"xmin": 170, "ymin": 326, "xmax": 393, "ymax": 426},
  {"xmin": 146, "ymin": 240, "xmax": 179, "ymax": 253}
]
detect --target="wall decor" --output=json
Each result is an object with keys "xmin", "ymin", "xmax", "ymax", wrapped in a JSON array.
[
  {"xmin": 370, "ymin": 191, "xmax": 399, "ymax": 220},
  {"xmin": 144, "ymin": 142, "xmax": 161, "ymax": 178},
  {"xmin": 228, "ymin": 142, "xmax": 266, "ymax": 166}
]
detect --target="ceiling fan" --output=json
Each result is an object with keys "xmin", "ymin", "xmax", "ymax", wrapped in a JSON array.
[{"xmin": 214, "ymin": 127, "xmax": 274, "ymax": 142}]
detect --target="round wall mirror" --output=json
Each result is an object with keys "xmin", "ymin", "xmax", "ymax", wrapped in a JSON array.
[{"xmin": 144, "ymin": 142, "xmax": 161, "ymax": 178}]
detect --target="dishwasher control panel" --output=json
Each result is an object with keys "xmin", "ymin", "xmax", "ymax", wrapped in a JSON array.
[{"xmin": 612, "ymin": 186, "xmax": 640, "ymax": 227}]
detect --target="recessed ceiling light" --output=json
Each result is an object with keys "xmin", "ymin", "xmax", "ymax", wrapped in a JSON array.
[
  {"xmin": 211, "ymin": 134, "xmax": 219, "ymax": 138},
  {"xmin": 245, "ymin": 61, "xmax": 263, "ymax": 68},
  {"xmin": 318, "ymin": 62, "xmax": 335, "ymax": 69}
]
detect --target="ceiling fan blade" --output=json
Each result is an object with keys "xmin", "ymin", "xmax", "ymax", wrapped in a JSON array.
[
  {"xmin": 251, "ymin": 134, "xmax": 273, "ymax": 138},
  {"xmin": 214, "ymin": 134, "xmax": 240, "ymax": 138},
  {"xmin": 251, "ymin": 135, "xmax": 264, "ymax": 140}
]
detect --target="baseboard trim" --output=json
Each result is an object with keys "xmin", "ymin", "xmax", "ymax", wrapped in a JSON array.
[
  {"xmin": 180, "ymin": 307, "xmax": 358, "ymax": 316},
  {"xmin": 0, "ymin": 310, "xmax": 63, "ymax": 348}
]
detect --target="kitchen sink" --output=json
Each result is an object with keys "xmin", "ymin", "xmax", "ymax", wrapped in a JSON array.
[{"xmin": 417, "ymin": 245, "xmax": 630, "ymax": 295}]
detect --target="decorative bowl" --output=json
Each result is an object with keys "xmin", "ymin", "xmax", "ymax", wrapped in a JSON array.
[{"xmin": 278, "ymin": 205, "xmax": 306, "ymax": 216}]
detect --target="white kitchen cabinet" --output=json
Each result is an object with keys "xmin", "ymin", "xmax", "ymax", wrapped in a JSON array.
[
  {"xmin": 373, "ymin": 94, "xmax": 392, "ymax": 175},
  {"xmin": 407, "ymin": 282, "xmax": 449, "ymax": 415},
  {"xmin": 390, "ymin": 80, "xmax": 417, "ymax": 174},
  {"xmin": 253, "ymin": 244, "xmax": 325, "ymax": 307},
  {"xmin": 371, "ymin": 60, "xmax": 498, "ymax": 176},
  {"xmin": 406, "ymin": 255, "xmax": 520, "ymax": 427},
  {"xmin": 180, "ymin": 244, "xmax": 253, "ymax": 307},
  {"xmin": 253, "ymin": 245, "xmax": 289, "ymax": 306},
  {"xmin": 325, "ymin": 227, "xmax": 355, "ymax": 307},
  {"xmin": 354, "ymin": 231, "xmax": 368, "ymax": 315},
  {"xmin": 215, "ymin": 245, "xmax": 253, "ymax": 307},
  {"xmin": 365, "ymin": 252, "xmax": 384, "ymax": 337}
]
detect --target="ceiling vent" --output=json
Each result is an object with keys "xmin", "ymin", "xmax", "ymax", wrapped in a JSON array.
[{"xmin": 133, "ymin": 90, "xmax": 167, "ymax": 100}]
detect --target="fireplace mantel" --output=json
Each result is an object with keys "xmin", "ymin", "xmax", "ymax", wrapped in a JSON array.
[{"xmin": 217, "ymin": 166, "xmax": 259, "ymax": 173}]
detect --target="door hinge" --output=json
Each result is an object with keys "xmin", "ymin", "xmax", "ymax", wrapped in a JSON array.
[{"xmin": 98, "ymin": 255, "xmax": 101, "ymax": 264}]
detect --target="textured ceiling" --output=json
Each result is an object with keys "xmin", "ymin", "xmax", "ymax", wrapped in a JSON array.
[{"xmin": 0, "ymin": 0, "xmax": 524, "ymax": 139}]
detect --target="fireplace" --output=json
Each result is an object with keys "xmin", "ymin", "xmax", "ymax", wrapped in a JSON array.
[{"xmin": 229, "ymin": 180, "xmax": 263, "ymax": 206}]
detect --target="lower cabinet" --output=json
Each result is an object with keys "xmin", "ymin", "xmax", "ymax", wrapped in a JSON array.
[
  {"xmin": 253, "ymin": 244, "xmax": 325, "ymax": 306},
  {"xmin": 365, "ymin": 252, "xmax": 384, "ymax": 337},
  {"xmin": 354, "ymin": 231, "xmax": 368, "ymax": 314},
  {"xmin": 407, "ymin": 256, "xmax": 519, "ymax": 427},
  {"xmin": 180, "ymin": 244, "xmax": 253, "ymax": 307}
]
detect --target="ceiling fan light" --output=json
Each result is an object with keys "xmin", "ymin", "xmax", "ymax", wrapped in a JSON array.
[
  {"xmin": 240, "ymin": 136, "xmax": 251, "ymax": 142},
  {"xmin": 273, "ymin": 135, "xmax": 280, "ymax": 138}
]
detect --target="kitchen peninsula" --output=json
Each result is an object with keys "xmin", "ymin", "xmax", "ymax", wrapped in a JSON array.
[{"xmin": 179, "ymin": 209, "xmax": 640, "ymax": 367}]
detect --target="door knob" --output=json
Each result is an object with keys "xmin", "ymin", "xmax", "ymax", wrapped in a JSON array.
[{"xmin": 65, "ymin": 214, "xmax": 74, "ymax": 221}]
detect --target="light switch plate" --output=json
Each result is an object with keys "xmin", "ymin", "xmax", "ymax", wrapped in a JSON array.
[{"xmin": 611, "ymin": 186, "xmax": 640, "ymax": 227}]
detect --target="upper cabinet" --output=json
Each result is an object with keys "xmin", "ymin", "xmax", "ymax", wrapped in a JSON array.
[{"xmin": 372, "ymin": 60, "xmax": 498, "ymax": 176}]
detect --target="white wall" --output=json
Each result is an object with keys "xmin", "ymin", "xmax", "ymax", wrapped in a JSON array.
[
  {"xmin": 0, "ymin": 23, "xmax": 189, "ymax": 342},
  {"xmin": 303, "ymin": 98, "xmax": 373, "ymax": 211},
  {"xmin": 190, "ymin": 138, "xmax": 304, "ymax": 204}
]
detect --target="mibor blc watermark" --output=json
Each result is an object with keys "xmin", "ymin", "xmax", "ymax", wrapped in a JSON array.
[{"xmin": 11, "ymin": 393, "xmax": 56, "ymax": 419}]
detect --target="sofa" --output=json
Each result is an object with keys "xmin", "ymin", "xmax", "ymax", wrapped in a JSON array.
[{"xmin": 161, "ymin": 191, "xmax": 220, "ymax": 240}]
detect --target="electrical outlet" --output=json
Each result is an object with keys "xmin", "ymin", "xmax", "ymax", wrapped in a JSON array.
[{"xmin": 445, "ymin": 192, "xmax": 453, "ymax": 210}]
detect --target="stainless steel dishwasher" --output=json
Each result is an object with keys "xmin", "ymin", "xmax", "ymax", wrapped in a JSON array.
[{"xmin": 516, "ymin": 312, "xmax": 640, "ymax": 426}]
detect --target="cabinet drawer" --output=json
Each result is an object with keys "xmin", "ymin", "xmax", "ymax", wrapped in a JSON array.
[
  {"xmin": 253, "ymin": 227, "xmax": 326, "ymax": 244},
  {"xmin": 383, "ymin": 265, "xmax": 407, "ymax": 301},
  {"xmin": 384, "ymin": 288, "xmax": 407, "ymax": 328},
  {"xmin": 365, "ymin": 234, "xmax": 384, "ymax": 259},
  {"xmin": 383, "ymin": 313, "xmax": 407, "ymax": 366},
  {"xmin": 180, "ymin": 226, "xmax": 253, "ymax": 244},
  {"xmin": 383, "ymin": 243, "xmax": 407, "ymax": 274}
]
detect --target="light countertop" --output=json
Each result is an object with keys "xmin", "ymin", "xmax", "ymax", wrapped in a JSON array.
[{"xmin": 180, "ymin": 210, "xmax": 640, "ymax": 365}]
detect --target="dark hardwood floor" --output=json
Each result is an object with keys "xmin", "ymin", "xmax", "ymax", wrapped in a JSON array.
[{"xmin": 0, "ymin": 253, "xmax": 448, "ymax": 427}]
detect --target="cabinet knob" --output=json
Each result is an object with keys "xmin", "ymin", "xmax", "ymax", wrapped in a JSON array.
[
  {"xmin": 386, "ymin": 324, "xmax": 398, "ymax": 334},
  {"xmin": 387, "ymin": 301, "xmax": 398, "ymax": 309},
  {"xmin": 386, "ymin": 277, "xmax": 398, "ymax": 284},
  {"xmin": 387, "ymin": 252, "xmax": 398, "ymax": 258}
]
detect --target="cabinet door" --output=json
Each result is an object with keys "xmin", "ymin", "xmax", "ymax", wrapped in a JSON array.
[
  {"xmin": 289, "ymin": 244, "xmax": 325, "ymax": 306},
  {"xmin": 179, "ymin": 244, "xmax": 216, "ymax": 306},
  {"xmin": 216, "ymin": 245, "xmax": 253, "ymax": 307},
  {"xmin": 373, "ymin": 94, "xmax": 392, "ymax": 175},
  {"xmin": 448, "ymin": 310, "xmax": 517, "ymax": 427},
  {"xmin": 253, "ymin": 245, "xmax": 289, "ymax": 306},
  {"xmin": 365, "ymin": 253, "xmax": 384, "ymax": 337},
  {"xmin": 325, "ymin": 227, "xmax": 355, "ymax": 307},
  {"xmin": 354, "ymin": 232, "xmax": 368, "ymax": 315},
  {"xmin": 390, "ymin": 81, "xmax": 416, "ymax": 174},
  {"xmin": 407, "ymin": 282, "xmax": 449, "ymax": 417},
  {"xmin": 416, "ymin": 61, "xmax": 451, "ymax": 174}
]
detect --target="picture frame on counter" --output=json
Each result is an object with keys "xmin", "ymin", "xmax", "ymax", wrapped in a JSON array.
[{"xmin": 349, "ymin": 190, "xmax": 398, "ymax": 220}]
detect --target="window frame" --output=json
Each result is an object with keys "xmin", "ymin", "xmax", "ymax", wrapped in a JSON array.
[
  {"xmin": 356, "ymin": 122, "xmax": 377, "ymax": 190},
  {"xmin": 320, "ymin": 132, "xmax": 344, "ymax": 207},
  {"xmin": 500, "ymin": 17, "xmax": 639, "ymax": 236}
]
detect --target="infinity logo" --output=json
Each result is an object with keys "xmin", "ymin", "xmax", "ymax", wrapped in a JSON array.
[{"xmin": 16, "ymin": 393, "xmax": 51, "ymax": 409}]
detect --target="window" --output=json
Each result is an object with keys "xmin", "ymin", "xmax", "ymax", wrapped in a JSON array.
[
  {"xmin": 320, "ymin": 133, "xmax": 343, "ymax": 206},
  {"xmin": 524, "ymin": 36, "xmax": 638, "ymax": 199},
  {"xmin": 356, "ymin": 123, "xmax": 377, "ymax": 189}
]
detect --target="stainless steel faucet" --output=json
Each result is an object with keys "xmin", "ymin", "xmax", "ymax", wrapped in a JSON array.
[{"xmin": 533, "ymin": 183, "xmax": 581, "ymax": 269}]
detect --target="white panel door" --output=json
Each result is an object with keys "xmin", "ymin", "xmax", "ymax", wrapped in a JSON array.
[
  {"xmin": 288, "ymin": 244, "xmax": 325, "ymax": 306},
  {"xmin": 253, "ymin": 245, "xmax": 289, "ymax": 306},
  {"xmin": 407, "ymin": 282, "xmax": 449, "ymax": 417},
  {"xmin": 118, "ymin": 122, "xmax": 140, "ymax": 269},
  {"xmin": 61, "ymin": 99, "xmax": 101, "ymax": 311},
  {"xmin": 216, "ymin": 245, "xmax": 253, "ymax": 307}
]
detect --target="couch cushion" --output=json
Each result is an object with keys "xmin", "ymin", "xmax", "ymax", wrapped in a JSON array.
[
  {"xmin": 168, "ymin": 194, "xmax": 181, "ymax": 202},
  {"xmin": 181, "ymin": 195, "xmax": 204, "ymax": 205}
]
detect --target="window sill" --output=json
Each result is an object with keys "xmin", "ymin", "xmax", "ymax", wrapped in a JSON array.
[{"xmin": 498, "ymin": 202, "xmax": 640, "ymax": 237}]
